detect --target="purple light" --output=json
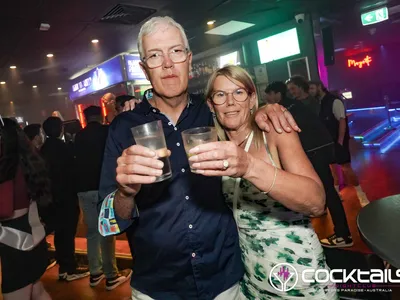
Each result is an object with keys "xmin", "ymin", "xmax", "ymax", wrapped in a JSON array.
[
  {"xmin": 347, "ymin": 106, "xmax": 385, "ymax": 112},
  {"xmin": 277, "ymin": 266, "xmax": 291, "ymax": 281}
]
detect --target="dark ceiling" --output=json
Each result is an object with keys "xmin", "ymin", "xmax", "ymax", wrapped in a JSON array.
[{"xmin": 0, "ymin": 0, "xmax": 398, "ymax": 120}]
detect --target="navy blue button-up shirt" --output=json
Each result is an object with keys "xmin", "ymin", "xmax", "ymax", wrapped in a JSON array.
[{"xmin": 98, "ymin": 91, "xmax": 244, "ymax": 299}]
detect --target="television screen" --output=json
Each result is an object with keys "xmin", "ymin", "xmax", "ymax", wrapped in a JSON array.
[
  {"xmin": 219, "ymin": 51, "xmax": 239, "ymax": 68},
  {"xmin": 257, "ymin": 28, "xmax": 301, "ymax": 64}
]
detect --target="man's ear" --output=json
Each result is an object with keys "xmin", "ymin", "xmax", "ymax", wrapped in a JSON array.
[{"xmin": 139, "ymin": 62, "xmax": 150, "ymax": 81}]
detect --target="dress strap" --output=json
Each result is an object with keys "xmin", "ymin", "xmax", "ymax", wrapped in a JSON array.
[
  {"xmin": 233, "ymin": 131, "xmax": 254, "ymax": 223},
  {"xmin": 262, "ymin": 132, "xmax": 277, "ymax": 167}
]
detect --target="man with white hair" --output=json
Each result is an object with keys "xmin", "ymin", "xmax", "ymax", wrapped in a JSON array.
[{"xmin": 98, "ymin": 16, "xmax": 299, "ymax": 299}]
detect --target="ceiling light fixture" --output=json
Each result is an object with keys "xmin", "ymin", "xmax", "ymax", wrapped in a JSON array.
[
  {"xmin": 57, "ymin": 87, "xmax": 62, "ymax": 90},
  {"xmin": 91, "ymin": 39, "xmax": 99, "ymax": 44},
  {"xmin": 47, "ymin": 53, "xmax": 54, "ymax": 58},
  {"xmin": 10, "ymin": 66, "xmax": 16, "ymax": 69},
  {"xmin": 0, "ymin": 81, "xmax": 5, "ymax": 85},
  {"xmin": 33, "ymin": 85, "xmax": 38, "ymax": 88},
  {"xmin": 205, "ymin": 20, "xmax": 255, "ymax": 36},
  {"xmin": 207, "ymin": 20, "xmax": 216, "ymax": 25}
]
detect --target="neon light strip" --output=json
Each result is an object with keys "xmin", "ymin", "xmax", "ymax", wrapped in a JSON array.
[
  {"xmin": 346, "ymin": 106, "xmax": 400, "ymax": 112},
  {"xmin": 380, "ymin": 128, "xmax": 400, "ymax": 153},
  {"xmin": 77, "ymin": 104, "xmax": 86, "ymax": 128},
  {"xmin": 361, "ymin": 120, "xmax": 388, "ymax": 141},
  {"xmin": 347, "ymin": 106, "xmax": 385, "ymax": 112}
]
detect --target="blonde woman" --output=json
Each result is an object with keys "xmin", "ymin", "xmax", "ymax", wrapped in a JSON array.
[{"xmin": 189, "ymin": 66, "xmax": 338, "ymax": 299}]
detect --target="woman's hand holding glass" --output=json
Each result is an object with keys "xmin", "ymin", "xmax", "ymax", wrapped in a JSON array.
[{"xmin": 188, "ymin": 141, "xmax": 253, "ymax": 178}]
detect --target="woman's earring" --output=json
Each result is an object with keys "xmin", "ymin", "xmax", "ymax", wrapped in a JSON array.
[
  {"xmin": 250, "ymin": 108, "xmax": 254, "ymax": 115},
  {"xmin": 212, "ymin": 112, "xmax": 216, "ymax": 118}
]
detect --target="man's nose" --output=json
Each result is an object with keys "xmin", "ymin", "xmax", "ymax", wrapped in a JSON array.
[{"xmin": 162, "ymin": 54, "xmax": 174, "ymax": 68}]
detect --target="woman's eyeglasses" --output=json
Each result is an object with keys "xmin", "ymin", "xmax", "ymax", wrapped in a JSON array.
[{"xmin": 211, "ymin": 88, "xmax": 249, "ymax": 105}]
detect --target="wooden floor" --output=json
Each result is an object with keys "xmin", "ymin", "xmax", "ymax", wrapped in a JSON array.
[{"xmin": 1, "ymin": 141, "xmax": 400, "ymax": 299}]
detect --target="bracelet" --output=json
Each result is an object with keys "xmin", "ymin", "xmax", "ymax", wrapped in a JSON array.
[{"xmin": 262, "ymin": 165, "xmax": 278, "ymax": 195}]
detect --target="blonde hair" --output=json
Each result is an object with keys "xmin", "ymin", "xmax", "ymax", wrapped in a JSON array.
[
  {"xmin": 205, "ymin": 65, "xmax": 264, "ymax": 149},
  {"xmin": 138, "ymin": 16, "xmax": 190, "ymax": 59}
]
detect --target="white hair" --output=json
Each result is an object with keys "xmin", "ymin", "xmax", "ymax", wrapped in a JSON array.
[{"xmin": 137, "ymin": 16, "xmax": 190, "ymax": 59}]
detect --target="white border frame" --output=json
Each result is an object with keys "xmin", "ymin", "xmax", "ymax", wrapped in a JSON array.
[{"xmin": 287, "ymin": 56, "xmax": 311, "ymax": 80}]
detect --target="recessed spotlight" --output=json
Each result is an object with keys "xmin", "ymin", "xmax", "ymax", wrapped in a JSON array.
[
  {"xmin": 57, "ymin": 87, "xmax": 62, "ymax": 90},
  {"xmin": 33, "ymin": 85, "xmax": 38, "ymax": 88},
  {"xmin": 10, "ymin": 66, "xmax": 16, "ymax": 69},
  {"xmin": 0, "ymin": 81, "xmax": 5, "ymax": 85},
  {"xmin": 47, "ymin": 53, "xmax": 54, "ymax": 58},
  {"xmin": 10, "ymin": 101, "xmax": 13, "ymax": 104},
  {"xmin": 91, "ymin": 39, "xmax": 99, "ymax": 44},
  {"xmin": 207, "ymin": 20, "xmax": 216, "ymax": 25}
]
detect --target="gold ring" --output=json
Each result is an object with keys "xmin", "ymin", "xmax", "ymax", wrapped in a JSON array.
[{"xmin": 222, "ymin": 160, "xmax": 229, "ymax": 170}]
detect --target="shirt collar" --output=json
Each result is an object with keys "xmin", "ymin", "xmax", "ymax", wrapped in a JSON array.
[{"xmin": 141, "ymin": 88, "xmax": 194, "ymax": 115}]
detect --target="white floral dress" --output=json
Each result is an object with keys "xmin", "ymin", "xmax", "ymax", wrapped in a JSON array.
[{"xmin": 222, "ymin": 132, "xmax": 338, "ymax": 300}]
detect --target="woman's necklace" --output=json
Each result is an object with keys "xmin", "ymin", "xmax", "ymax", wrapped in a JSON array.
[{"xmin": 236, "ymin": 131, "xmax": 252, "ymax": 147}]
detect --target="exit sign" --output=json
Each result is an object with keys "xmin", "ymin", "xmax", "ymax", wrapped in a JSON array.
[{"xmin": 361, "ymin": 7, "xmax": 389, "ymax": 26}]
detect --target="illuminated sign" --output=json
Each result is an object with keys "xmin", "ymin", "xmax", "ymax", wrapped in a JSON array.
[
  {"xmin": 69, "ymin": 57, "xmax": 124, "ymax": 101},
  {"xmin": 361, "ymin": 7, "xmax": 389, "ymax": 26},
  {"xmin": 347, "ymin": 55, "xmax": 372, "ymax": 69},
  {"xmin": 124, "ymin": 54, "xmax": 147, "ymax": 81}
]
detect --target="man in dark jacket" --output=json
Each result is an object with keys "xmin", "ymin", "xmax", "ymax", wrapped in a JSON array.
[
  {"xmin": 74, "ymin": 106, "xmax": 132, "ymax": 290},
  {"xmin": 265, "ymin": 81, "xmax": 353, "ymax": 249},
  {"xmin": 41, "ymin": 116, "xmax": 89, "ymax": 281},
  {"xmin": 309, "ymin": 81, "xmax": 369, "ymax": 208}
]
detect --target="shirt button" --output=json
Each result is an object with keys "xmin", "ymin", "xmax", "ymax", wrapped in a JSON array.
[
  {"xmin": 189, "ymin": 224, "xmax": 193, "ymax": 229},
  {"xmin": 192, "ymin": 253, "xmax": 196, "ymax": 258},
  {"xmin": 185, "ymin": 196, "xmax": 189, "ymax": 200},
  {"xmin": 152, "ymin": 109, "xmax": 157, "ymax": 113},
  {"xmin": 181, "ymin": 168, "xmax": 185, "ymax": 173},
  {"xmin": 174, "ymin": 127, "xmax": 178, "ymax": 131},
  {"xmin": 168, "ymin": 122, "xmax": 172, "ymax": 125},
  {"xmin": 176, "ymin": 142, "xmax": 180, "ymax": 147}
]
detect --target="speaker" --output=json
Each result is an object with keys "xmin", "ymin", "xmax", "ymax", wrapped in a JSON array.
[{"xmin": 322, "ymin": 26, "xmax": 335, "ymax": 66}]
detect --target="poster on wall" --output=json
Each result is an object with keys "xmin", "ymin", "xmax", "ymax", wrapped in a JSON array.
[
  {"xmin": 254, "ymin": 64, "xmax": 268, "ymax": 83},
  {"xmin": 287, "ymin": 57, "xmax": 311, "ymax": 80}
]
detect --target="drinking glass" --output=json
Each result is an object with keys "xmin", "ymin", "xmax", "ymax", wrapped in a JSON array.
[
  {"xmin": 181, "ymin": 127, "xmax": 218, "ymax": 172},
  {"xmin": 131, "ymin": 120, "xmax": 172, "ymax": 182}
]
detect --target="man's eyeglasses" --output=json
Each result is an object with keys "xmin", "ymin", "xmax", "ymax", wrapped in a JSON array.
[
  {"xmin": 211, "ymin": 88, "xmax": 249, "ymax": 105},
  {"xmin": 142, "ymin": 48, "xmax": 189, "ymax": 69}
]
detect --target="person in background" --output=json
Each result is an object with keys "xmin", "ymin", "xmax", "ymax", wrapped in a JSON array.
[
  {"xmin": 98, "ymin": 16, "xmax": 299, "ymax": 300},
  {"xmin": 190, "ymin": 66, "xmax": 337, "ymax": 299},
  {"xmin": 101, "ymin": 93, "xmax": 117, "ymax": 123},
  {"xmin": 309, "ymin": 81, "xmax": 369, "ymax": 207},
  {"xmin": 0, "ymin": 117, "xmax": 52, "ymax": 300},
  {"xmin": 41, "ymin": 117, "xmax": 89, "ymax": 281},
  {"xmin": 74, "ymin": 106, "xmax": 132, "ymax": 290},
  {"xmin": 23, "ymin": 124, "xmax": 45, "ymax": 150},
  {"xmin": 286, "ymin": 75, "xmax": 320, "ymax": 115},
  {"xmin": 265, "ymin": 81, "xmax": 353, "ymax": 248},
  {"xmin": 23, "ymin": 123, "xmax": 57, "ymax": 268},
  {"xmin": 115, "ymin": 95, "xmax": 140, "ymax": 115}
]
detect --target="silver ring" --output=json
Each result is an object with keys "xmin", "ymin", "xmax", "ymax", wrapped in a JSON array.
[{"xmin": 222, "ymin": 160, "xmax": 229, "ymax": 170}]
